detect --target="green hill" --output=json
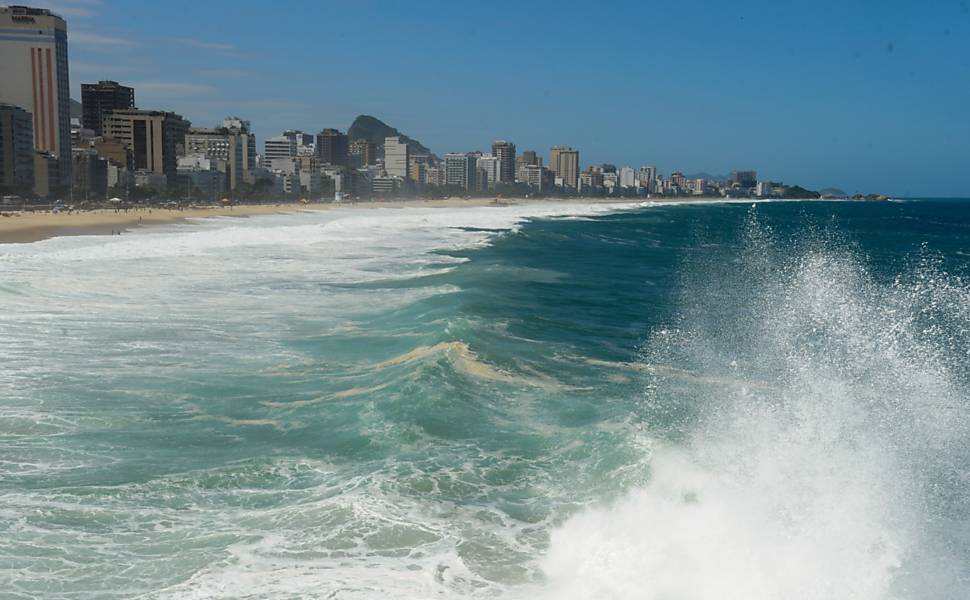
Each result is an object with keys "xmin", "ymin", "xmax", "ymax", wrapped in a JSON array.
[
  {"xmin": 819, "ymin": 187, "xmax": 847, "ymax": 197},
  {"xmin": 781, "ymin": 185, "xmax": 821, "ymax": 199},
  {"xmin": 348, "ymin": 115, "xmax": 433, "ymax": 156}
]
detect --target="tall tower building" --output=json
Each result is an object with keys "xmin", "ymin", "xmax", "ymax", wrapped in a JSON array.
[
  {"xmin": 518, "ymin": 149, "xmax": 540, "ymax": 168},
  {"xmin": 0, "ymin": 103, "xmax": 35, "ymax": 193},
  {"xmin": 619, "ymin": 166, "xmax": 636, "ymax": 188},
  {"xmin": 263, "ymin": 135, "xmax": 297, "ymax": 167},
  {"xmin": 283, "ymin": 130, "xmax": 314, "ymax": 147},
  {"xmin": 637, "ymin": 166, "xmax": 657, "ymax": 192},
  {"xmin": 445, "ymin": 153, "xmax": 476, "ymax": 191},
  {"xmin": 549, "ymin": 145, "xmax": 579, "ymax": 189},
  {"xmin": 102, "ymin": 109, "xmax": 190, "ymax": 189},
  {"xmin": 222, "ymin": 116, "xmax": 256, "ymax": 178},
  {"xmin": 0, "ymin": 5, "xmax": 72, "ymax": 185},
  {"xmin": 316, "ymin": 128, "xmax": 349, "ymax": 166},
  {"xmin": 476, "ymin": 154, "xmax": 500, "ymax": 190},
  {"xmin": 491, "ymin": 140, "xmax": 516, "ymax": 184},
  {"xmin": 81, "ymin": 80, "xmax": 135, "ymax": 136},
  {"xmin": 384, "ymin": 136, "xmax": 409, "ymax": 179},
  {"xmin": 349, "ymin": 139, "xmax": 375, "ymax": 167},
  {"xmin": 184, "ymin": 127, "xmax": 247, "ymax": 190}
]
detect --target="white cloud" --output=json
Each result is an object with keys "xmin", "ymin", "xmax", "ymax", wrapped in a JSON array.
[
  {"xmin": 233, "ymin": 99, "xmax": 309, "ymax": 110},
  {"xmin": 195, "ymin": 68, "xmax": 256, "ymax": 78},
  {"xmin": 175, "ymin": 38, "xmax": 236, "ymax": 51},
  {"xmin": 70, "ymin": 31, "xmax": 135, "ymax": 46},
  {"xmin": 131, "ymin": 81, "xmax": 218, "ymax": 95},
  {"xmin": 71, "ymin": 61, "xmax": 139, "ymax": 74}
]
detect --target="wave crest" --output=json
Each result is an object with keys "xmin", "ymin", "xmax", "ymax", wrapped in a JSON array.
[{"xmin": 540, "ymin": 215, "xmax": 970, "ymax": 600}]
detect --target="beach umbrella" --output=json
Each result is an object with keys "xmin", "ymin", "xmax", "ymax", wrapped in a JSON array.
[{"xmin": 108, "ymin": 197, "xmax": 123, "ymax": 203}]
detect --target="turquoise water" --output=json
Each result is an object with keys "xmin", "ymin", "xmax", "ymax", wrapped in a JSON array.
[{"xmin": 1, "ymin": 199, "xmax": 968, "ymax": 599}]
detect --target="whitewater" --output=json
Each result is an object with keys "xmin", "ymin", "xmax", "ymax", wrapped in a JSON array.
[{"xmin": 1, "ymin": 199, "xmax": 968, "ymax": 599}]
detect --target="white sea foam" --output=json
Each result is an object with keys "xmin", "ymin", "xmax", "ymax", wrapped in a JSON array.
[
  {"xmin": 538, "ymin": 224, "xmax": 970, "ymax": 600},
  {"xmin": 0, "ymin": 201, "xmax": 642, "ymax": 599}
]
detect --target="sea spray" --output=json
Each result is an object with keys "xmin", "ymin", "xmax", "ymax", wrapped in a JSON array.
[{"xmin": 539, "ymin": 213, "xmax": 970, "ymax": 599}]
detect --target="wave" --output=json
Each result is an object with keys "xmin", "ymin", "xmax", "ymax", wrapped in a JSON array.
[
  {"xmin": 539, "ymin": 212, "xmax": 970, "ymax": 599},
  {"xmin": 373, "ymin": 341, "xmax": 563, "ymax": 389},
  {"xmin": 4, "ymin": 201, "xmax": 968, "ymax": 599}
]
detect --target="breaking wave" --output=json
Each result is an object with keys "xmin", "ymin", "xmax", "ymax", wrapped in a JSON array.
[{"xmin": 540, "ymin": 214, "xmax": 970, "ymax": 600}]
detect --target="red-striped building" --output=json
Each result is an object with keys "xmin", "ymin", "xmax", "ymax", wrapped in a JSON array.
[{"xmin": 0, "ymin": 6, "xmax": 71, "ymax": 187}]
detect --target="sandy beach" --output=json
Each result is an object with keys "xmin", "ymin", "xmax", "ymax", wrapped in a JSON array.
[
  {"xmin": 0, "ymin": 203, "xmax": 321, "ymax": 244},
  {"xmin": 0, "ymin": 196, "xmax": 709, "ymax": 244}
]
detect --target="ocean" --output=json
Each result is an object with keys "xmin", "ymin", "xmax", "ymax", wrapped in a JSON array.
[{"xmin": 1, "ymin": 199, "xmax": 968, "ymax": 599}]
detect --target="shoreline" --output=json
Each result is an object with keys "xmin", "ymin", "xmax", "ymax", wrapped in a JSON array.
[
  {"xmin": 0, "ymin": 203, "xmax": 308, "ymax": 244},
  {"xmin": 0, "ymin": 196, "xmax": 809, "ymax": 245}
]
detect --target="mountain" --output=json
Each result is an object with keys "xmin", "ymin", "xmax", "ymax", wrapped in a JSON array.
[
  {"xmin": 70, "ymin": 98, "xmax": 82, "ymax": 119},
  {"xmin": 781, "ymin": 185, "xmax": 821, "ymax": 199},
  {"xmin": 819, "ymin": 187, "xmax": 848, "ymax": 197},
  {"xmin": 347, "ymin": 115, "xmax": 433, "ymax": 156}
]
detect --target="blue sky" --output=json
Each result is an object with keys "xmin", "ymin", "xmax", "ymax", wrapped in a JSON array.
[{"xmin": 55, "ymin": 0, "xmax": 970, "ymax": 195}]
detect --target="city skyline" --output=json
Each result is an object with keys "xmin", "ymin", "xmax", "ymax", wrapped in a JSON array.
[{"xmin": 14, "ymin": 0, "xmax": 970, "ymax": 196}]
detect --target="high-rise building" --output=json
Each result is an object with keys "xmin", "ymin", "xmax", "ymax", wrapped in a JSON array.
[
  {"xmin": 264, "ymin": 135, "xmax": 297, "ymax": 166},
  {"xmin": 691, "ymin": 178, "xmax": 707, "ymax": 195},
  {"xmin": 177, "ymin": 154, "xmax": 224, "ymax": 202},
  {"xmin": 223, "ymin": 116, "xmax": 256, "ymax": 176},
  {"xmin": 445, "ymin": 153, "xmax": 476, "ymax": 190},
  {"xmin": 603, "ymin": 171, "xmax": 619, "ymax": 192},
  {"xmin": 518, "ymin": 164, "xmax": 543, "ymax": 189},
  {"xmin": 284, "ymin": 130, "xmax": 314, "ymax": 147},
  {"xmin": 517, "ymin": 149, "xmax": 541, "ymax": 169},
  {"xmin": 71, "ymin": 148, "xmax": 108, "ymax": 200},
  {"xmin": 32, "ymin": 150, "xmax": 58, "ymax": 197},
  {"xmin": 637, "ymin": 166, "xmax": 657, "ymax": 192},
  {"xmin": 384, "ymin": 136, "xmax": 409, "ymax": 179},
  {"xmin": 408, "ymin": 154, "xmax": 430, "ymax": 184},
  {"xmin": 0, "ymin": 103, "xmax": 35, "ymax": 193},
  {"xmin": 425, "ymin": 165, "xmax": 446, "ymax": 187},
  {"xmin": 184, "ymin": 127, "xmax": 246, "ymax": 190},
  {"xmin": 671, "ymin": 171, "xmax": 687, "ymax": 189},
  {"xmin": 491, "ymin": 140, "xmax": 516, "ymax": 184},
  {"xmin": 619, "ymin": 166, "xmax": 636, "ymax": 188},
  {"xmin": 579, "ymin": 170, "xmax": 604, "ymax": 192},
  {"xmin": 93, "ymin": 137, "xmax": 131, "ymax": 170},
  {"xmin": 0, "ymin": 6, "xmax": 71, "ymax": 186},
  {"xmin": 102, "ymin": 109, "xmax": 190, "ymax": 189},
  {"xmin": 549, "ymin": 145, "xmax": 579, "ymax": 189},
  {"xmin": 266, "ymin": 129, "xmax": 313, "ymax": 171},
  {"xmin": 316, "ymin": 128, "xmax": 349, "ymax": 166},
  {"xmin": 80, "ymin": 80, "xmax": 134, "ymax": 136},
  {"xmin": 349, "ymin": 139, "xmax": 375, "ymax": 167},
  {"xmin": 185, "ymin": 128, "xmax": 232, "ymax": 162},
  {"xmin": 756, "ymin": 181, "xmax": 774, "ymax": 197},
  {"xmin": 476, "ymin": 154, "xmax": 500, "ymax": 190}
]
